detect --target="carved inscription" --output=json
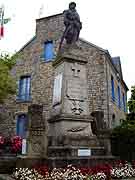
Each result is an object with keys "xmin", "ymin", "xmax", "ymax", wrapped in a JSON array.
[
  {"xmin": 31, "ymin": 129, "xmax": 43, "ymax": 136},
  {"xmin": 67, "ymin": 125, "xmax": 87, "ymax": 132},
  {"xmin": 67, "ymin": 79, "xmax": 86, "ymax": 100},
  {"xmin": 71, "ymin": 100, "xmax": 83, "ymax": 115},
  {"xmin": 31, "ymin": 138, "xmax": 42, "ymax": 154}
]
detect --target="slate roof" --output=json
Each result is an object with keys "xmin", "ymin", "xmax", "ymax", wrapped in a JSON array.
[{"xmin": 112, "ymin": 56, "xmax": 123, "ymax": 79}]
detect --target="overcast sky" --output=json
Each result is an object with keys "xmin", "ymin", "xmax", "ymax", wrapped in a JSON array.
[{"xmin": 0, "ymin": 0, "xmax": 135, "ymax": 98}]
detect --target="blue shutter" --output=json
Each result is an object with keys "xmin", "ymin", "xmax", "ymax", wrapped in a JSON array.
[
  {"xmin": 44, "ymin": 41, "xmax": 53, "ymax": 61},
  {"xmin": 18, "ymin": 79, "xmax": 22, "ymax": 99},
  {"xmin": 25, "ymin": 77, "xmax": 31, "ymax": 100},
  {"xmin": 123, "ymin": 93, "xmax": 126, "ymax": 112},
  {"xmin": 20, "ymin": 78, "xmax": 26, "ymax": 100},
  {"xmin": 118, "ymin": 86, "xmax": 121, "ymax": 108},
  {"xmin": 111, "ymin": 76, "xmax": 115, "ymax": 101},
  {"xmin": 17, "ymin": 114, "xmax": 27, "ymax": 138}
]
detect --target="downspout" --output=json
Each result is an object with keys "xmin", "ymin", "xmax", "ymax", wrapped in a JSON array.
[{"xmin": 104, "ymin": 55, "xmax": 110, "ymax": 129}]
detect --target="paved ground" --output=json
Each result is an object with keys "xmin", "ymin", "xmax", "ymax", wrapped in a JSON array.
[{"xmin": 0, "ymin": 174, "xmax": 14, "ymax": 180}]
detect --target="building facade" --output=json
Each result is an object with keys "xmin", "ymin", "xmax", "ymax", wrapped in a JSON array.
[{"xmin": 0, "ymin": 14, "xmax": 128, "ymax": 157}]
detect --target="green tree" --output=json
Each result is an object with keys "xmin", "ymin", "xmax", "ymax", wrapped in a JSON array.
[
  {"xmin": 0, "ymin": 53, "xmax": 17, "ymax": 103},
  {"xmin": 111, "ymin": 87, "xmax": 135, "ymax": 160},
  {"xmin": 128, "ymin": 86, "xmax": 135, "ymax": 113},
  {"xmin": 111, "ymin": 120, "xmax": 135, "ymax": 161}
]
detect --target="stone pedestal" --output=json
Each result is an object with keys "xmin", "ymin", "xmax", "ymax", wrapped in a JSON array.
[
  {"xmin": 27, "ymin": 104, "xmax": 45, "ymax": 157},
  {"xmin": 48, "ymin": 47, "xmax": 106, "ymax": 158}
]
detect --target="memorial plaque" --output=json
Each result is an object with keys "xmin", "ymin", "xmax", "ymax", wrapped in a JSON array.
[
  {"xmin": 67, "ymin": 79, "xmax": 86, "ymax": 100},
  {"xmin": 78, "ymin": 149, "xmax": 91, "ymax": 156},
  {"xmin": 22, "ymin": 139, "xmax": 27, "ymax": 155},
  {"xmin": 53, "ymin": 74, "xmax": 63, "ymax": 105}
]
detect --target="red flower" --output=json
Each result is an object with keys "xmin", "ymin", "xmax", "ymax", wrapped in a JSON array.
[
  {"xmin": 11, "ymin": 136, "xmax": 22, "ymax": 153},
  {"xmin": 33, "ymin": 164, "xmax": 49, "ymax": 177},
  {"xmin": 0, "ymin": 136, "xmax": 4, "ymax": 145},
  {"xmin": 80, "ymin": 163, "xmax": 112, "ymax": 176}
]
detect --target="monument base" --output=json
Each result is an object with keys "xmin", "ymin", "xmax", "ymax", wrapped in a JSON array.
[
  {"xmin": 47, "ymin": 133, "xmax": 111, "ymax": 162},
  {"xmin": 48, "ymin": 145, "xmax": 106, "ymax": 157},
  {"xmin": 47, "ymin": 130, "xmax": 114, "ymax": 165},
  {"xmin": 15, "ymin": 155, "xmax": 117, "ymax": 169},
  {"xmin": 47, "ymin": 155, "xmax": 117, "ymax": 168},
  {"xmin": 0, "ymin": 155, "xmax": 17, "ymax": 173}
]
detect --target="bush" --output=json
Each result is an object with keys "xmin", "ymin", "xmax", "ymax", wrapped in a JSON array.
[{"xmin": 111, "ymin": 120, "xmax": 135, "ymax": 161}]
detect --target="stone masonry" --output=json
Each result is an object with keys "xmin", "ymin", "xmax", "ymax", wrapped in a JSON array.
[{"xmin": 0, "ymin": 13, "xmax": 128, "ymax": 158}]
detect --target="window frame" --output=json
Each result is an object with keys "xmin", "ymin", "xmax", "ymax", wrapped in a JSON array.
[
  {"xmin": 118, "ymin": 85, "xmax": 121, "ymax": 108},
  {"xmin": 18, "ymin": 75, "xmax": 31, "ymax": 102},
  {"xmin": 44, "ymin": 40, "xmax": 54, "ymax": 61},
  {"xmin": 16, "ymin": 114, "xmax": 28, "ymax": 138},
  {"xmin": 111, "ymin": 76, "xmax": 115, "ymax": 101},
  {"xmin": 123, "ymin": 93, "xmax": 126, "ymax": 112}
]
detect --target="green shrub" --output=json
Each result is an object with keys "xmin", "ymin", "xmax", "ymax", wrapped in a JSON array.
[{"xmin": 111, "ymin": 120, "xmax": 135, "ymax": 161}]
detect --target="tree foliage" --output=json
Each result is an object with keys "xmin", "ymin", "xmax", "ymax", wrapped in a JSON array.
[
  {"xmin": 111, "ymin": 86, "xmax": 135, "ymax": 161},
  {"xmin": 111, "ymin": 119, "xmax": 135, "ymax": 161},
  {"xmin": 0, "ymin": 53, "xmax": 18, "ymax": 103},
  {"xmin": 128, "ymin": 86, "xmax": 135, "ymax": 113}
]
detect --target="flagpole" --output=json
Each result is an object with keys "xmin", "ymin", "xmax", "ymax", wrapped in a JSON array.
[
  {"xmin": 0, "ymin": 5, "xmax": 4, "ymax": 39},
  {"xmin": 1, "ymin": 9, "xmax": 4, "ymax": 37},
  {"xmin": 0, "ymin": 5, "xmax": 11, "ymax": 40},
  {"xmin": 38, "ymin": 4, "xmax": 44, "ymax": 18},
  {"xmin": 0, "ymin": 6, "xmax": 2, "ymax": 40}
]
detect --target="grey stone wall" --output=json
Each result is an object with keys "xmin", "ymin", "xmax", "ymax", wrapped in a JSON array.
[
  {"xmin": 105, "ymin": 55, "xmax": 127, "ymax": 128},
  {"xmin": 68, "ymin": 40, "xmax": 127, "ymax": 129}
]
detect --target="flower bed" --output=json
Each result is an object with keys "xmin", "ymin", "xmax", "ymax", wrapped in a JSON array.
[
  {"xmin": 111, "ymin": 161, "xmax": 135, "ymax": 179},
  {"xmin": 0, "ymin": 135, "xmax": 22, "ymax": 155},
  {"xmin": 11, "ymin": 136, "xmax": 22, "ymax": 154},
  {"xmin": 12, "ymin": 161, "xmax": 135, "ymax": 180}
]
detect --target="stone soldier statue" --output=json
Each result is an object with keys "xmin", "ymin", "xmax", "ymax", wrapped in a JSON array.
[{"xmin": 59, "ymin": 2, "xmax": 82, "ymax": 50}]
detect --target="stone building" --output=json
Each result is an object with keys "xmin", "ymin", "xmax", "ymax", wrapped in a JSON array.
[{"xmin": 0, "ymin": 13, "xmax": 128, "ymax": 163}]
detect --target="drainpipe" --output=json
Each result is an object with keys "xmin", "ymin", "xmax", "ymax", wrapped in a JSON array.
[{"xmin": 104, "ymin": 55, "xmax": 110, "ymax": 129}]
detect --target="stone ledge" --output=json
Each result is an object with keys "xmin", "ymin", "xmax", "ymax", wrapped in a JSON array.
[
  {"xmin": 48, "ymin": 145, "xmax": 105, "ymax": 149},
  {"xmin": 52, "ymin": 54, "xmax": 87, "ymax": 67},
  {"xmin": 48, "ymin": 155, "xmax": 116, "ymax": 160},
  {"xmin": 15, "ymin": 155, "xmax": 117, "ymax": 168},
  {"xmin": 48, "ymin": 114, "xmax": 92, "ymax": 123}
]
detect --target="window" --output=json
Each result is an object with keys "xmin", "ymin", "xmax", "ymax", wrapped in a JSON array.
[
  {"xmin": 118, "ymin": 85, "xmax": 121, "ymax": 108},
  {"xmin": 123, "ymin": 93, "xmax": 126, "ymax": 112},
  {"xmin": 44, "ymin": 41, "xmax": 53, "ymax": 61},
  {"xmin": 16, "ymin": 114, "xmax": 27, "ymax": 138},
  {"xmin": 18, "ymin": 76, "xmax": 31, "ymax": 101},
  {"xmin": 111, "ymin": 76, "xmax": 115, "ymax": 101}
]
